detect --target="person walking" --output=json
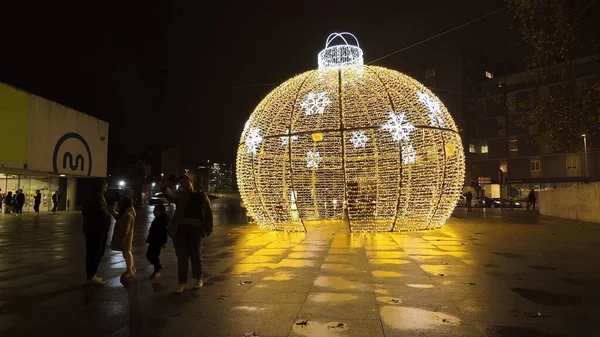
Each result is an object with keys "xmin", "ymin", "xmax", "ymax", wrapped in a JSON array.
[
  {"xmin": 527, "ymin": 189, "xmax": 537, "ymax": 211},
  {"xmin": 166, "ymin": 174, "xmax": 213, "ymax": 294},
  {"xmin": 14, "ymin": 190, "xmax": 25, "ymax": 216},
  {"xmin": 110, "ymin": 196, "xmax": 137, "ymax": 279},
  {"xmin": 0, "ymin": 189, "xmax": 4, "ymax": 214},
  {"xmin": 146, "ymin": 204, "xmax": 169, "ymax": 279},
  {"xmin": 4, "ymin": 191, "xmax": 13, "ymax": 214},
  {"xmin": 51, "ymin": 191, "xmax": 59, "ymax": 213},
  {"xmin": 82, "ymin": 179, "xmax": 117, "ymax": 285},
  {"xmin": 465, "ymin": 191, "xmax": 473, "ymax": 212},
  {"xmin": 33, "ymin": 190, "xmax": 42, "ymax": 215}
]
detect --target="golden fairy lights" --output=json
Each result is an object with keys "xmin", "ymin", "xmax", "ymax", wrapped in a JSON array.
[{"xmin": 236, "ymin": 33, "xmax": 465, "ymax": 232}]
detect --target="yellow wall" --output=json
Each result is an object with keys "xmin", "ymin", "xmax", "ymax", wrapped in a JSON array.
[{"xmin": 0, "ymin": 83, "xmax": 29, "ymax": 167}]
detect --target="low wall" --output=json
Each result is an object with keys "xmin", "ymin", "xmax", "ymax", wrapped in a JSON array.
[{"xmin": 539, "ymin": 183, "xmax": 600, "ymax": 223}]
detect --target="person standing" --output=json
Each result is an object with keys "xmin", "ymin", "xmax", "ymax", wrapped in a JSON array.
[
  {"xmin": 110, "ymin": 196, "xmax": 137, "ymax": 279},
  {"xmin": 51, "ymin": 191, "xmax": 60, "ymax": 213},
  {"xmin": 82, "ymin": 179, "xmax": 117, "ymax": 285},
  {"xmin": 527, "ymin": 189, "xmax": 537, "ymax": 211},
  {"xmin": 14, "ymin": 189, "xmax": 25, "ymax": 216},
  {"xmin": 4, "ymin": 191, "xmax": 13, "ymax": 214},
  {"xmin": 0, "ymin": 188, "xmax": 4, "ymax": 214},
  {"xmin": 146, "ymin": 204, "xmax": 169, "ymax": 279},
  {"xmin": 166, "ymin": 174, "xmax": 213, "ymax": 294},
  {"xmin": 465, "ymin": 191, "xmax": 473, "ymax": 212},
  {"xmin": 33, "ymin": 190, "xmax": 42, "ymax": 215}
]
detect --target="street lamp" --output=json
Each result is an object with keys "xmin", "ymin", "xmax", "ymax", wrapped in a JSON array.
[
  {"xmin": 582, "ymin": 134, "xmax": 589, "ymax": 178},
  {"xmin": 119, "ymin": 180, "xmax": 126, "ymax": 188},
  {"xmin": 151, "ymin": 182, "xmax": 156, "ymax": 188}
]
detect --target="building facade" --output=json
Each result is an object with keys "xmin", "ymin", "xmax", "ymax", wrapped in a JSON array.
[
  {"xmin": 0, "ymin": 83, "xmax": 109, "ymax": 212},
  {"xmin": 465, "ymin": 56, "xmax": 600, "ymax": 198}
]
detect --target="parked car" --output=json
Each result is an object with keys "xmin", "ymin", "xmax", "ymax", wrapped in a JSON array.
[{"xmin": 149, "ymin": 192, "xmax": 170, "ymax": 205}]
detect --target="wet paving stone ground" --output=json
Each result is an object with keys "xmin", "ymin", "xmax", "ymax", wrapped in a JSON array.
[{"xmin": 1, "ymin": 198, "xmax": 599, "ymax": 337}]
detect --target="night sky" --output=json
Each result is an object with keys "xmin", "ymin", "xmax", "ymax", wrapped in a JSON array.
[{"xmin": 0, "ymin": 0, "xmax": 521, "ymax": 164}]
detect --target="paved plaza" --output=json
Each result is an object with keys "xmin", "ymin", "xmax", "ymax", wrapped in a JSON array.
[{"xmin": 0, "ymin": 198, "xmax": 599, "ymax": 337}]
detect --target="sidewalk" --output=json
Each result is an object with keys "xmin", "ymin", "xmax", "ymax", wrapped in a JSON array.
[{"xmin": 0, "ymin": 201, "xmax": 598, "ymax": 336}]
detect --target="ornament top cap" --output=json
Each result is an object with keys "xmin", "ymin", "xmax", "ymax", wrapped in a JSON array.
[{"xmin": 318, "ymin": 32, "xmax": 364, "ymax": 69}]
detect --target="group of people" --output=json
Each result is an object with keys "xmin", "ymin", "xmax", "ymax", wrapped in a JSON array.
[
  {"xmin": 0, "ymin": 189, "xmax": 60, "ymax": 215},
  {"xmin": 82, "ymin": 174, "xmax": 213, "ymax": 294}
]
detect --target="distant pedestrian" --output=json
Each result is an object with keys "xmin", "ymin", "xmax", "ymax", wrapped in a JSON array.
[
  {"xmin": 146, "ymin": 204, "xmax": 169, "ymax": 279},
  {"xmin": 110, "ymin": 196, "xmax": 137, "ymax": 279},
  {"xmin": 0, "ymin": 188, "xmax": 3, "ymax": 213},
  {"xmin": 14, "ymin": 190, "xmax": 25, "ymax": 216},
  {"xmin": 82, "ymin": 179, "xmax": 117, "ymax": 285},
  {"xmin": 465, "ymin": 191, "xmax": 473, "ymax": 212},
  {"xmin": 33, "ymin": 190, "xmax": 42, "ymax": 215},
  {"xmin": 527, "ymin": 189, "xmax": 537, "ymax": 210},
  {"xmin": 4, "ymin": 192, "xmax": 13, "ymax": 214},
  {"xmin": 166, "ymin": 174, "xmax": 213, "ymax": 294},
  {"xmin": 51, "ymin": 191, "xmax": 59, "ymax": 213}
]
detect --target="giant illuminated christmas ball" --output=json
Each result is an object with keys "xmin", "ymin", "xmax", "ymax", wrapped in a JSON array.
[{"xmin": 237, "ymin": 33, "xmax": 465, "ymax": 232}]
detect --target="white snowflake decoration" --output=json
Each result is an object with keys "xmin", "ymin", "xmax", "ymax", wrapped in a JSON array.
[
  {"xmin": 402, "ymin": 144, "xmax": 417, "ymax": 164},
  {"xmin": 245, "ymin": 127, "xmax": 263, "ymax": 155},
  {"xmin": 417, "ymin": 91, "xmax": 445, "ymax": 128},
  {"xmin": 300, "ymin": 91, "xmax": 331, "ymax": 116},
  {"xmin": 349, "ymin": 131, "xmax": 368, "ymax": 148},
  {"xmin": 382, "ymin": 112, "xmax": 415, "ymax": 143},
  {"xmin": 280, "ymin": 129, "xmax": 298, "ymax": 147},
  {"xmin": 306, "ymin": 150, "xmax": 322, "ymax": 168}
]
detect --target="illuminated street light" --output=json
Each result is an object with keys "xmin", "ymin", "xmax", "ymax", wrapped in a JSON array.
[
  {"xmin": 151, "ymin": 182, "xmax": 156, "ymax": 188},
  {"xmin": 119, "ymin": 180, "xmax": 125, "ymax": 188}
]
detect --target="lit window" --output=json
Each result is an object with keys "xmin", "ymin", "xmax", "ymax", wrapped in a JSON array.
[
  {"xmin": 481, "ymin": 145, "xmax": 488, "ymax": 153},
  {"xmin": 485, "ymin": 71, "xmax": 494, "ymax": 79},
  {"xmin": 531, "ymin": 160, "xmax": 540, "ymax": 172},
  {"xmin": 426, "ymin": 68, "xmax": 436, "ymax": 79},
  {"xmin": 566, "ymin": 156, "xmax": 579, "ymax": 170},
  {"xmin": 469, "ymin": 144, "xmax": 475, "ymax": 153},
  {"xmin": 500, "ymin": 163, "xmax": 507, "ymax": 173},
  {"xmin": 509, "ymin": 139, "xmax": 518, "ymax": 152}
]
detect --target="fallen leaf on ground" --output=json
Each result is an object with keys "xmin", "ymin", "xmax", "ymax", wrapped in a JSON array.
[
  {"xmin": 391, "ymin": 298, "xmax": 401, "ymax": 304},
  {"xmin": 462, "ymin": 282, "xmax": 476, "ymax": 286},
  {"xmin": 295, "ymin": 320, "xmax": 308, "ymax": 326},
  {"xmin": 438, "ymin": 273, "xmax": 446, "ymax": 276},
  {"xmin": 172, "ymin": 313, "xmax": 181, "ymax": 317},
  {"xmin": 217, "ymin": 294, "xmax": 227, "ymax": 300},
  {"xmin": 327, "ymin": 323, "xmax": 345, "ymax": 329},
  {"xmin": 244, "ymin": 333, "xmax": 259, "ymax": 337},
  {"xmin": 239, "ymin": 280, "xmax": 253, "ymax": 285}
]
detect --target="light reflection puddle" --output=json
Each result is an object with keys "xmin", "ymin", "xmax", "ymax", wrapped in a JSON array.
[
  {"xmin": 405, "ymin": 284, "xmax": 435, "ymax": 289},
  {"xmin": 309, "ymin": 293, "xmax": 358, "ymax": 303},
  {"xmin": 380, "ymin": 306, "xmax": 461, "ymax": 329},
  {"xmin": 232, "ymin": 306, "xmax": 265, "ymax": 312},
  {"xmin": 263, "ymin": 271, "xmax": 296, "ymax": 281},
  {"xmin": 372, "ymin": 270, "xmax": 403, "ymax": 278},
  {"xmin": 314, "ymin": 276, "xmax": 359, "ymax": 290}
]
